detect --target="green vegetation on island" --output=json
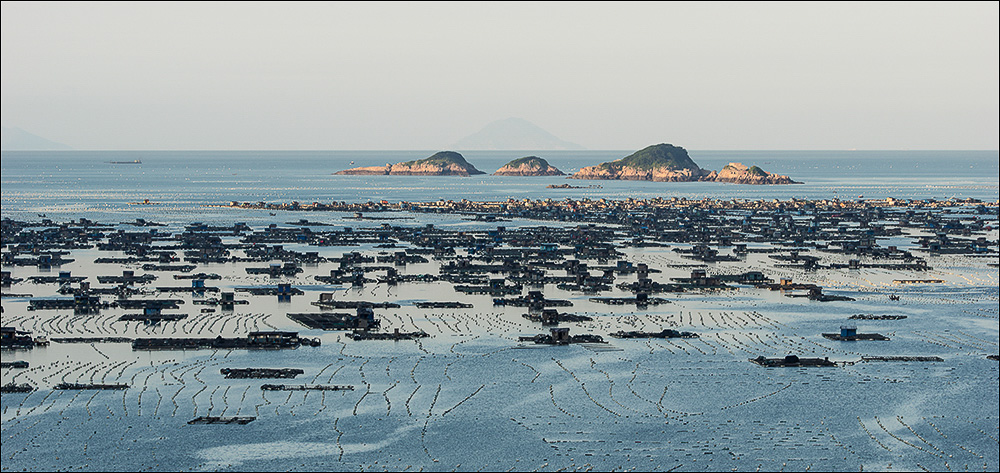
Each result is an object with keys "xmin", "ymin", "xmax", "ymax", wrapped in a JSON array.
[
  {"xmin": 400, "ymin": 151, "xmax": 477, "ymax": 169},
  {"xmin": 505, "ymin": 156, "xmax": 548, "ymax": 168},
  {"xmin": 599, "ymin": 144, "xmax": 702, "ymax": 172},
  {"xmin": 571, "ymin": 143, "xmax": 801, "ymax": 184},
  {"xmin": 335, "ymin": 151, "xmax": 485, "ymax": 176},
  {"xmin": 723, "ymin": 163, "xmax": 767, "ymax": 177},
  {"xmin": 493, "ymin": 156, "xmax": 565, "ymax": 176}
]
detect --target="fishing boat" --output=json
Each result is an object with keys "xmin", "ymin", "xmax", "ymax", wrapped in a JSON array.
[{"xmin": 108, "ymin": 159, "xmax": 142, "ymax": 164}]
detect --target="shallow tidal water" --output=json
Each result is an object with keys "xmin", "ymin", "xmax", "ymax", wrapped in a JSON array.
[{"xmin": 3, "ymin": 237, "xmax": 997, "ymax": 472}]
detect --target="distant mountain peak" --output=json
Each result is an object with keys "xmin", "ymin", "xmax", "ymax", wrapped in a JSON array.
[
  {"xmin": 1, "ymin": 126, "xmax": 72, "ymax": 150},
  {"xmin": 452, "ymin": 118, "xmax": 585, "ymax": 150}
]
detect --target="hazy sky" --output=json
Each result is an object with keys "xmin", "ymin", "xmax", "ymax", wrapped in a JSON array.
[{"xmin": 2, "ymin": 1, "xmax": 997, "ymax": 150}]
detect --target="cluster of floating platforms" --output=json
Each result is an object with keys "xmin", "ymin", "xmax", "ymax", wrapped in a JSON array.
[
  {"xmin": 156, "ymin": 286, "xmax": 220, "ymax": 294},
  {"xmin": 616, "ymin": 280, "xmax": 684, "ymax": 294},
  {"xmin": 1, "ymin": 327, "xmax": 47, "ymax": 348},
  {"xmin": 1, "ymin": 383, "xmax": 35, "ymax": 393},
  {"xmin": 311, "ymin": 296, "xmax": 400, "ymax": 309},
  {"xmin": 455, "ymin": 284, "xmax": 522, "ymax": 295},
  {"xmin": 493, "ymin": 292, "xmax": 572, "ymax": 308},
  {"xmin": 27, "ymin": 274, "xmax": 87, "ymax": 284},
  {"xmin": 26, "ymin": 297, "xmax": 186, "ymax": 312},
  {"xmin": 192, "ymin": 296, "xmax": 248, "ymax": 307},
  {"xmin": 173, "ymin": 273, "xmax": 222, "ymax": 280},
  {"xmin": 188, "ymin": 416, "xmax": 256, "ymax": 425},
  {"xmin": 260, "ymin": 384, "xmax": 354, "ymax": 391},
  {"xmin": 350, "ymin": 330, "xmax": 429, "ymax": 341},
  {"xmin": 118, "ymin": 312, "xmax": 187, "ymax": 323},
  {"xmin": 849, "ymin": 314, "xmax": 907, "ymax": 320},
  {"xmin": 609, "ymin": 329, "xmax": 699, "ymax": 339},
  {"xmin": 115, "ymin": 300, "xmax": 184, "ymax": 310},
  {"xmin": 522, "ymin": 310, "xmax": 593, "ymax": 326},
  {"xmin": 220, "ymin": 368, "xmax": 303, "ymax": 379},
  {"xmin": 0, "ymin": 201, "xmax": 994, "ymax": 451},
  {"xmin": 414, "ymin": 301, "xmax": 473, "ymax": 309},
  {"xmin": 235, "ymin": 285, "xmax": 304, "ymax": 296},
  {"xmin": 246, "ymin": 263, "xmax": 304, "ymax": 277},
  {"xmin": 96, "ymin": 273, "xmax": 157, "ymax": 285},
  {"xmin": 823, "ymin": 333, "xmax": 890, "ymax": 341},
  {"xmin": 520, "ymin": 327, "xmax": 605, "ymax": 345},
  {"xmin": 26, "ymin": 296, "xmax": 113, "ymax": 311},
  {"xmin": 132, "ymin": 331, "xmax": 320, "ymax": 350},
  {"xmin": 142, "ymin": 264, "xmax": 196, "ymax": 272},
  {"xmin": 783, "ymin": 287, "xmax": 856, "ymax": 302},
  {"xmin": 52, "ymin": 337, "xmax": 133, "ymax": 344},
  {"xmin": 54, "ymin": 383, "xmax": 128, "ymax": 390},
  {"xmin": 287, "ymin": 311, "xmax": 379, "ymax": 331},
  {"xmin": 590, "ymin": 294, "xmax": 670, "ymax": 306},
  {"xmin": 861, "ymin": 356, "xmax": 944, "ymax": 362},
  {"xmin": 750, "ymin": 355, "xmax": 837, "ymax": 367},
  {"xmin": 555, "ymin": 282, "xmax": 612, "ymax": 293},
  {"xmin": 822, "ymin": 327, "xmax": 889, "ymax": 341}
]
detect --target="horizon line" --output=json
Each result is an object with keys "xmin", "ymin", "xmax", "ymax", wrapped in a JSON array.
[{"xmin": 3, "ymin": 148, "xmax": 999, "ymax": 153}]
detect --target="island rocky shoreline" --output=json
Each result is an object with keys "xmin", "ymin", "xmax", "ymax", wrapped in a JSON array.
[
  {"xmin": 333, "ymin": 143, "xmax": 801, "ymax": 184},
  {"xmin": 492, "ymin": 156, "xmax": 565, "ymax": 176},
  {"xmin": 335, "ymin": 151, "xmax": 485, "ymax": 176},
  {"xmin": 568, "ymin": 144, "xmax": 801, "ymax": 185}
]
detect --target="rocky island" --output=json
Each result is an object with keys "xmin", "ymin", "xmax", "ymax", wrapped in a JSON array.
[
  {"xmin": 712, "ymin": 162, "xmax": 802, "ymax": 185},
  {"xmin": 570, "ymin": 143, "xmax": 710, "ymax": 182},
  {"xmin": 492, "ymin": 156, "xmax": 565, "ymax": 176},
  {"xmin": 569, "ymin": 144, "xmax": 800, "ymax": 184},
  {"xmin": 335, "ymin": 151, "xmax": 486, "ymax": 176}
]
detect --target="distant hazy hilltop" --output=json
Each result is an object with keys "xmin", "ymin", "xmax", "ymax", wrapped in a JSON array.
[
  {"xmin": 1, "ymin": 127, "xmax": 72, "ymax": 150},
  {"xmin": 452, "ymin": 118, "xmax": 585, "ymax": 150}
]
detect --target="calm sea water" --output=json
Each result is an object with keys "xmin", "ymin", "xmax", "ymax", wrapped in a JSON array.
[
  {"xmin": 2, "ymin": 150, "xmax": 997, "ymax": 225},
  {"xmin": 1, "ymin": 149, "xmax": 997, "ymax": 472}
]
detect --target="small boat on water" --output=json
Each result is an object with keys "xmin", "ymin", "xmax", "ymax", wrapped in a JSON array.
[
  {"xmin": 128, "ymin": 199, "xmax": 159, "ymax": 205},
  {"xmin": 108, "ymin": 159, "xmax": 142, "ymax": 164}
]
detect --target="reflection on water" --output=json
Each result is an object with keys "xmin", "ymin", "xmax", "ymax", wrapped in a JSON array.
[{"xmin": 2, "ymin": 232, "xmax": 997, "ymax": 471}]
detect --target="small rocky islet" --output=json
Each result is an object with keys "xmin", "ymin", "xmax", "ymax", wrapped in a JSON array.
[
  {"xmin": 712, "ymin": 162, "xmax": 801, "ymax": 185},
  {"xmin": 492, "ymin": 156, "xmax": 564, "ymax": 176},
  {"xmin": 334, "ymin": 151, "xmax": 486, "ymax": 176},
  {"xmin": 334, "ymin": 144, "xmax": 800, "ymax": 184}
]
